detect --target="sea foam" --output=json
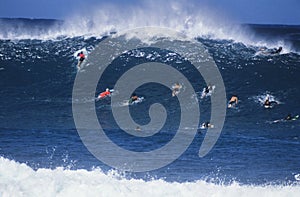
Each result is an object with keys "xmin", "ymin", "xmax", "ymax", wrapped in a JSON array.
[{"xmin": 1, "ymin": 157, "xmax": 299, "ymax": 197}]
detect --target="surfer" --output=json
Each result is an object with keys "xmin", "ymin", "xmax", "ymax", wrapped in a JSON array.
[
  {"xmin": 172, "ymin": 82, "xmax": 182, "ymax": 97},
  {"xmin": 271, "ymin": 46, "xmax": 283, "ymax": 55},
  {"xmin": 129, "ymin": 93, "xmax": 139, "ymax": 104},
  {"xmin": 97, "ymin": 88, "xmax": 111, "ymax": 99},
  {"xmin": 285, "ymin": 114, "xmax": 293, "ymax": 120},
  {"xmin": 228, "ymin": 95, "xmax": 238, "ymax": 108},
  {"xmin": 135, "ymin": 126, "xmax": 142, "ymax": 131},
  {"xmin": 77, "ymin": 51, "xmax": 85, "ymax": 69},
  {"xmin": 273, "ymin": 114, "xmax": 299, "ymax": 123},
  {"xmin": 264, "ymin": 96, "xmax": 277, "ymax": 108},
  {"xmin": 284, "ymin": 114, "xmax": 299, "ymax": 121},
  {"xmin": 201, "ymin": 122, "xmax": 214, "ymax": 129},
  {"xmin": 204, "ymin": 85, "xmax": 213, "ymax": 94},
  {"xmin": 258, "ymin": 46, "xmax": 282, "ymax": 56},
  {"xmin": 201, "ymin": 84, "xmax": 214, "ymax": 98}
]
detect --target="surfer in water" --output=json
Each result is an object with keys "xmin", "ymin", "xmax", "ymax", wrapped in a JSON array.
[
  {"xmin": 258, "ymin": 46, "xmax": 282, "ymax": 56},
  {"xmin": 271, "ymin": 46, "xmax": 283, "ymax": 55},
  {"xmin": 284, "ymin": 114, "xmax": 299, "ymax": 121},
  {"xmin": 285, "ymin": 114, "xmax": 293, "ymax": 120},
  {"xmin": 97, "ymin": 88, "xmax": 111, "ymax": 99},
  {"xmin": 135, "ymin": 126, "xmax": 142, "ymax": 131},
  {"xmin": 204, "ymin": 85, "xmax": 213, "ymax": 95},
  {"xmin": 264, "ymin": 96, "xmax": 277, "ymax": 108},
  {"xmin": 77, "ymin": 51, "xmax": 85, "ymax": 70},
  {"xmin": 273, "ymin": 113, "xmax": 299, "ymax": 123},
  {"xmin": 201, "ymin": 121, "xmax": 214, "ymax": 129},
  {"xmin": 201, "ymin": 84, "xmax": 214, "ymax": 98},
  {"xmin": 172, "ymin": 82, "xmax": 182, "ymax": 97},
  {"xmin": 129, "ymin": 93, "xmax": 139, "ymax": 104},
  {"xmin": 228, "ymin": 95, "xmax": 238, "ymax": 108}
]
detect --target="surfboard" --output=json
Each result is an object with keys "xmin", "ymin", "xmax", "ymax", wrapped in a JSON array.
[
  {"xmin": 264, "ymin": 105, "xmax": 272, "ymax": 109},
  {"xmin": 264, "ymin": 101, "xmax": 278, "ymax": 109},
  {"xmin": 292, "ymin": 115, "xmax": 299, "ymax": 121},
  {"xmin": 228, "ymin": 102, "xmax": 237, "ymax": 109}
]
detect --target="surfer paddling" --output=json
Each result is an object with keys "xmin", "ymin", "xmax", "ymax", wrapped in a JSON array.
[
  {"xmin": 97, "ymin": 88, "xmax": 111, "ymax": 99},
  {"xmin": 228, "ymin": 95, "xmax": 238, "ymax": 108},
  {"xmin": 172, "ymin": 82, "xmax": 182, "ymax": 97}
]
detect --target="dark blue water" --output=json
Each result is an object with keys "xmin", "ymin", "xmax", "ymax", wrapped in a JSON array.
[{"xmin": 0, "ymin": 19, "xmax": 300, "ymax": 186}]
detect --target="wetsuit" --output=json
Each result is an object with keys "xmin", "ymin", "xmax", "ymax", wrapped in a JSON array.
[
  {"xmin": 229, "ymin": 100, "xmax": 235, "ymax": 105},
  {"xmin": 79, "ymin": 53, "xmax": 85, "ymax": 62},
  {"xmin": 129, "ymin": 96, "xmax": 138, "ymax": 104},
  {"xmin": 99, "ymin": 91, "xmax": 110, "ymax": 98},
  {"xmin": 205, "ymin": 87, "xmax": 210, "ymax": 94}
]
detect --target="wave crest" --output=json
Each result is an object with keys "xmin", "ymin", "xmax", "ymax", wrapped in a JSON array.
[{"xmin": 0, "ymin": 1, "xmax": 250, "ymax": 42}]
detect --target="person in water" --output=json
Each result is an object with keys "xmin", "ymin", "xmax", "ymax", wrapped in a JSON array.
[
  {"xmin": 135, "ymin": 126, "xmax": 142, "ymax": 131},
  {"xmin": 77, "ymin": 51, "xmax": 85, "ymax": 69},
  {"xmin": 129, "ymin": 93, "xmax": 139, "ymax": 104},
  {"xmin": 271, "ymin": 46, "xmax": 283, "ymax": 54},
  {"xmin": 259, "ymin": 46, "xmax": 282, "ymax": 55},
  {"xmin": 273, "ymin": 113, "xmax": 299, "ymax": 123},
  {"xmin": 201, "ymin": 84, "xmax": 213, "ymax": 98},
  {"xmin": 201, "ymin": 122, "xmax": 214, "ymax": 128},
  {"xmin": 172, "ymin": 82, "xmax": 182, "ymax": 97},
  {"xmin": 228, "ymin": 95, "xmax": 238, "ymax": 108},
  {"xmin": 284, "ymin": 114, "xmax": 299, "ymax": 121},
  {"xmin": 204, "ymin": 85, "xmax": 213, "ymax": 94},
  {"xmin": 98, "ymin": 88, "xmax": 111, "ymax": 99},
  {"xmin": 285, "ymin": 114, "xmax": 293, "ymax": 120},
  {"xmin": 264, "ymin": 96, "xmax": 277, "ymax": 108}
]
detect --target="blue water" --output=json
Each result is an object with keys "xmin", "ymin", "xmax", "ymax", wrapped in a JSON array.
[{"xmin": 0, "ymin": 18, "xmax": 300, "ymax": 195}]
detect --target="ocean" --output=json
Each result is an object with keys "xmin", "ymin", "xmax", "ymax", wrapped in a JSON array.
[{"xmin": 0, "ymin": 16, "xmax": 300, "ymax": 196}]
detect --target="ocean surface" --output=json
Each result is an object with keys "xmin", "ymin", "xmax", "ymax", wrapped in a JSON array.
[{"xmin": 1, "ymin": 16, "xmax": 300, "ymax": 196}]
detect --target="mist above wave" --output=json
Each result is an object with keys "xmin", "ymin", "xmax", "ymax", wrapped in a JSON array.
[{"xmin": 0, "ymin": 1, "xmax": 248, "ymax": 42}]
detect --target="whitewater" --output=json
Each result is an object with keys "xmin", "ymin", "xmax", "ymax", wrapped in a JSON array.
[{"xmin": 1, "ymin": 157, "xmax": 299, "ymax": 197}]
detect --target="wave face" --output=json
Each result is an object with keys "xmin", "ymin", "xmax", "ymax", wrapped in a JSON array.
[{"xmin": 0, "ymin": 17, "xmax": 300, "ymax": 195}]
